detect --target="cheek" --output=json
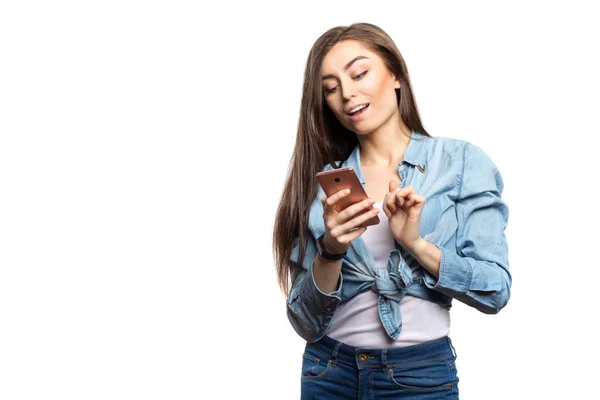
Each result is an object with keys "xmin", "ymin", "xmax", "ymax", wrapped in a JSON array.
[
  {"xmin": 358, "ymin": 77, "xmax": 393, "ymax": 109},
  {"xmin": 325, "ymin": 99, "xmax": 344, "ymax": 119},
  {"xmin": 374, "ymin": 82, "xmax": 399, "ymax": 111},
  {"xmin": 374, "ymin": 78, "xmax": 394, "ymax": 100}
]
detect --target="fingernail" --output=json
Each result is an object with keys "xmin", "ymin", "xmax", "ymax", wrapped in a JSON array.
[{"xmin": 344, "ymin": 189, "xmax": 351, "ymax": 194}]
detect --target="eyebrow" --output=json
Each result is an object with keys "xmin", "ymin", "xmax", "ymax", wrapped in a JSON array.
[{"xmin": 322, "ymin": 56, "xmax": 370, "ymax": 80}]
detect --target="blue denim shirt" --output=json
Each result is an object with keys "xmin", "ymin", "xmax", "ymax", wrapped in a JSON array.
[{"xmin": 287, "ymin": 131, "xmax": 511, "ymax": 343}]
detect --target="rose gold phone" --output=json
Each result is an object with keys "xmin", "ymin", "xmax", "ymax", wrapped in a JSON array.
[{"xmin": 316, "ymin": 167, "xmax": 380, "ymax": 227}]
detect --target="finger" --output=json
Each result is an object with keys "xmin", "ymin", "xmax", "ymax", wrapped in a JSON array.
[
  {"xmin": 382, "ymin": 192, "xmax": 391, "ymax": 217},
  {"xmin": 385, "ymin": 189, "xmax": 398, "ymax": 214},
  {"xmin": 323, "ymin": 189, "xmax": 350, "ymax": 214},
  {"xmin": 325, "ymin": 188, "xmax": 351, "ymax": 207},
  {"xmin": 322, "ymin": 195, "xmax": 336, "ymax": 217},
  {"xmin": 396, "ymin": 195, "xmax": 405, "ymax": 207},
  {"xmin": 401, "ymin": 193, "xmax": 425, "ymax": 208},
  {"xmin": 406, "ymin": 193, "xmax": 426, "ymax": 208},
  {"xmin": 396, "ymin": 185, "xmax": 415, "ymax": 198},
  {"xmin": 386, "ymin": 180, "xmax": 400, "ymax": 214},
  {"xmin": 333, "ymin": 206, "xmax": 380, "ymax": 236},
  {"xmin": 337, "ymin": 226, "xmax": 367, "ymax": 245},
  {"xmin": 395, "ymin": 186, "xmax": 415, "ymax": 207},
  {"xmin": 336, "ymin": 198, "xmax": 376, "ymax": 224}
]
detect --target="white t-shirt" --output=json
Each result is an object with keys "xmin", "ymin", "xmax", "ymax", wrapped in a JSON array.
[{"xmin": 326, "ymin": 201, "xmax": 450, "ymax": 348}]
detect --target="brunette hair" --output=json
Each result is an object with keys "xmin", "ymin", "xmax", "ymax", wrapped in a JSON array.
[{"xmin": 273, "ymin": 22, "xmax": 430, "ymax": 295}]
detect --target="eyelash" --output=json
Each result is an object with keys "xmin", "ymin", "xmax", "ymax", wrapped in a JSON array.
[{"xmin": 325, "ymin": 70, "xmax": 368, "ymax": 95}]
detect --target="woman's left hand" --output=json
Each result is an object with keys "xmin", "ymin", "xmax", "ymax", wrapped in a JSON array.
[{"xmin": 382, "ymin": 180, "xmax": 426, "ymax": 251}]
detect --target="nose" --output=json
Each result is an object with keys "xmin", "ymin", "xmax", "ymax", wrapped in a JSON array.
[{"xmin": 340, "ymin": 78, "xmax": 357, "ymax": 102}]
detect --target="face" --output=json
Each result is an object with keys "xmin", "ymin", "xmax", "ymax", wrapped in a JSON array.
[{"xmin": 321, "ymin": 40, "xmax": 401, "ymax": 135}]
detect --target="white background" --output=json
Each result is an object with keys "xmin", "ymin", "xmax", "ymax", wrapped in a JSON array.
[{"xmin": 1, "ymin": 1, "xmax": 599, "ymax": 399}]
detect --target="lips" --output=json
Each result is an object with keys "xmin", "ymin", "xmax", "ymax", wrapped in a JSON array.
[{"xmin": 346, "ymin": 103, "xmax": 370, "ymax": 115}]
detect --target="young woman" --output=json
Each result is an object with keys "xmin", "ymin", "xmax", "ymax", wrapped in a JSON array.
[{"xmin": 273, "ymin": 22, "xmax": 511, "ymax": 399}]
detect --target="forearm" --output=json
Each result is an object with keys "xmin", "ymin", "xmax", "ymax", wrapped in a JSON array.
[
  {"xmin": 413, "ymin": 241, "xmax": 511, "ymax": 314},
  {"xmin": 312, "ymin": 254, "xmax": 343, "ymax": 293},
  {"xmin": 406, "ymin": 237, "xmax": 441, "ymax": 278},
  {"xmin": 431, "ymin": 246, "xmax": 511, "ymax": 314},
  {"xmin": 287, "ymin": 256, "xmax": 343, "ymax": 343}
]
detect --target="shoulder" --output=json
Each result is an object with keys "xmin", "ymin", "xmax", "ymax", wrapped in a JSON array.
[
  {"xmin": 427, "ymin": 135, "xmax": 469, "ymax": 155},
  {"xmin": 433, "ymin": 137, "xmax": 505, "ymax": 194},
  {"xmin": 423, "ymin": 135, "xmax": 503, "ymax": 190},
  {"xmin": 427, "ymin": 135, "xmax": 496, "ymax": 168},
  {"xmin": 418, "ymin": 135, "xmax": 469, "ymax": 168}
]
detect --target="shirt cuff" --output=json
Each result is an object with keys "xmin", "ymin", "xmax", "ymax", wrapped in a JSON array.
[
  {"xmin": 423, "ymin": 245, "xmax": 472, "ymax": 294},
  {"xmin": 297, "ymin": 258, "xmax": 343, "ymax": 314}
]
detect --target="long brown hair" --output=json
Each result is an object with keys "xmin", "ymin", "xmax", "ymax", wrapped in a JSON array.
[{"xmin": 273, "ymin": 22, "xmax": 430, "ymax": 296}]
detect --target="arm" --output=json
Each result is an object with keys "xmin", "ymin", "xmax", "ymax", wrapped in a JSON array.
[
  {"xmin": 286, "ymin": 192, "xmax": 378, "ymax": 342},
  {"xmin": 405, "ymin": 238, "xmax": 441, "ymax": 278},
  {"xmin": 313, "ymin": 254, "xmax": 344, "ymax": 294},
  {"xmin": 421, "ymin": 143, "xmax": 511, "ymax": 314},
  {"xmin": 286, "ymin": 236, "xmax": 343, "ymax": 343}
]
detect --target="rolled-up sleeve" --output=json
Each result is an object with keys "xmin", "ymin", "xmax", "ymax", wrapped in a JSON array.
[
  {"xmin": 286, "ymin": 236, "xmax": 343, "ymax": 343},
  {"xmin": 423, "ymin": 143, "xmax": 511, "ymax": 314}
]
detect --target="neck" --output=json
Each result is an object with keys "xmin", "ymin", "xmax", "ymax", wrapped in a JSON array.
[{"xmin": 357, "ymin": 111, "xmax": 412, "ymax": 167}]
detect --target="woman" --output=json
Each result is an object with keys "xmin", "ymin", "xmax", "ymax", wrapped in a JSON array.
[{"xmin": 273, "ymin": 22, "xmax": 511, "ymax": 399}]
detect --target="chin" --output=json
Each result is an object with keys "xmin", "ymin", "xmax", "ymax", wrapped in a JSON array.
[
  {"xmin": 353, "ymin": 129, "xmax": 374, "ymax": 136},
  {"xmin": 348, "ymin": 121, "xmax": 379, "ymax": 136}
]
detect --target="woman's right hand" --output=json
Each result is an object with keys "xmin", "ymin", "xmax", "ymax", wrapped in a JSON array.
[{"xmin": 320, "ymin": 189, "xmax": 379, "ymax": 255}]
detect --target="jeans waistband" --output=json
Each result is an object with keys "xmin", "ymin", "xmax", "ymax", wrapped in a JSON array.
[{"xmin": 307, "ymin": 335, "xmax": 456, "ymax": 369}]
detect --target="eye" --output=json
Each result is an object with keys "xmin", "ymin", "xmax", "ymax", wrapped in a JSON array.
[
  {"xmin": 353, "ymin": 70, "xmax": 368, "ymax": 80},
  {"xmin": 324, "ymin": 85, "xmax": 339, "ymax": 95}
]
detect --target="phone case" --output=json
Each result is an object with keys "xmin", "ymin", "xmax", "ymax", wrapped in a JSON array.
[{"xmin": 316, "ymin": 167, "xmax": 380, "ymax": 227}]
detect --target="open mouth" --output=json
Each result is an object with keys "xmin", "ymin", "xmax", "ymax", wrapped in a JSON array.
[{"xmin": 347, "ymin": 103, "xmax": 370, "ymax": 118}]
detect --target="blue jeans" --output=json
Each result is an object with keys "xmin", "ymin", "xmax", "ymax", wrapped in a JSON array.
[{"xmin": 300, "ymin": 335, "xmax": 459, "ymax": 399}]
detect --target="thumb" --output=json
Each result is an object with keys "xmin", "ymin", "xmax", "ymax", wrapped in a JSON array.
[{"xmin": 389, "ymin": 179, "xmax": 398, "ymax": 192}]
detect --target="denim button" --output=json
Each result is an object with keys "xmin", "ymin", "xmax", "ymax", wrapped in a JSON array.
[{"xmin": 358, "ymin": 354, "xmax": 367, "ymax": 362}]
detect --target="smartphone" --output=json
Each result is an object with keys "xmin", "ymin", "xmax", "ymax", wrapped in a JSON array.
[{"xmin": 316, "ymin": 167, "xmax": 380, "ymax": 227}]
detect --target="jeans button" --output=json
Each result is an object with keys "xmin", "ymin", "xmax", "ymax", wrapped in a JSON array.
[{"xmin": 358, "ymin": 354, "xmax": 367, "ymax": 362}]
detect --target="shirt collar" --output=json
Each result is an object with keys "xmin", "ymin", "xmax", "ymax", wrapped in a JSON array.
[
  {"xmin": 342, "ymin": 130, "xmax": 429, "ymax": 185},
  {"xmin": 402, "ymin": 130, "xmax": 429, "ymax": 167}
]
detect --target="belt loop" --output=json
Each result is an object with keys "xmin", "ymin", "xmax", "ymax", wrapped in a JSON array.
[
  {"xmin": 448, "ymin": 337, "xmax": 457, "ymax": 359},
  {"xmin": 330, "ymin": 341, "xmax": 342, "ymax": 367},
  {"xmin": 380, "ymin": 348, "xmax": 388, "ymax": 370}
]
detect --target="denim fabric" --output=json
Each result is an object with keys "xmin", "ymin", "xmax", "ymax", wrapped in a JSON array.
[
  {"xmin": 287, "ymin": 131, "xmax": 511, "ymax": 343},
  {"xmin": 301, "ymin": 335, "xmax": 459, "ymax": 399}
]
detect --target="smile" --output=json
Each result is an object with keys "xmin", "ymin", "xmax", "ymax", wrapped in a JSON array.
[{"xmin": 347, "ymin": 103, "xmax": 370, "ymax": 119}]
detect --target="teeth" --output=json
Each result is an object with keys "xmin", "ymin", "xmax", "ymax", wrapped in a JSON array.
[{"xmin": 350, "ymin": 104, "xmax": 368, "ymax": 114}]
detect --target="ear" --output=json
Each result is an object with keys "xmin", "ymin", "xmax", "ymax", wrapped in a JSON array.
[{"xmin": 390, "ymin": 72, "xmax": 401, "ymax": 89}]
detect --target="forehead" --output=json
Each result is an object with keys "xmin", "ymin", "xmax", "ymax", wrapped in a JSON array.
[{"xmin": 321, "ymin": 40, "xmax": 380, "ymax": 73}]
